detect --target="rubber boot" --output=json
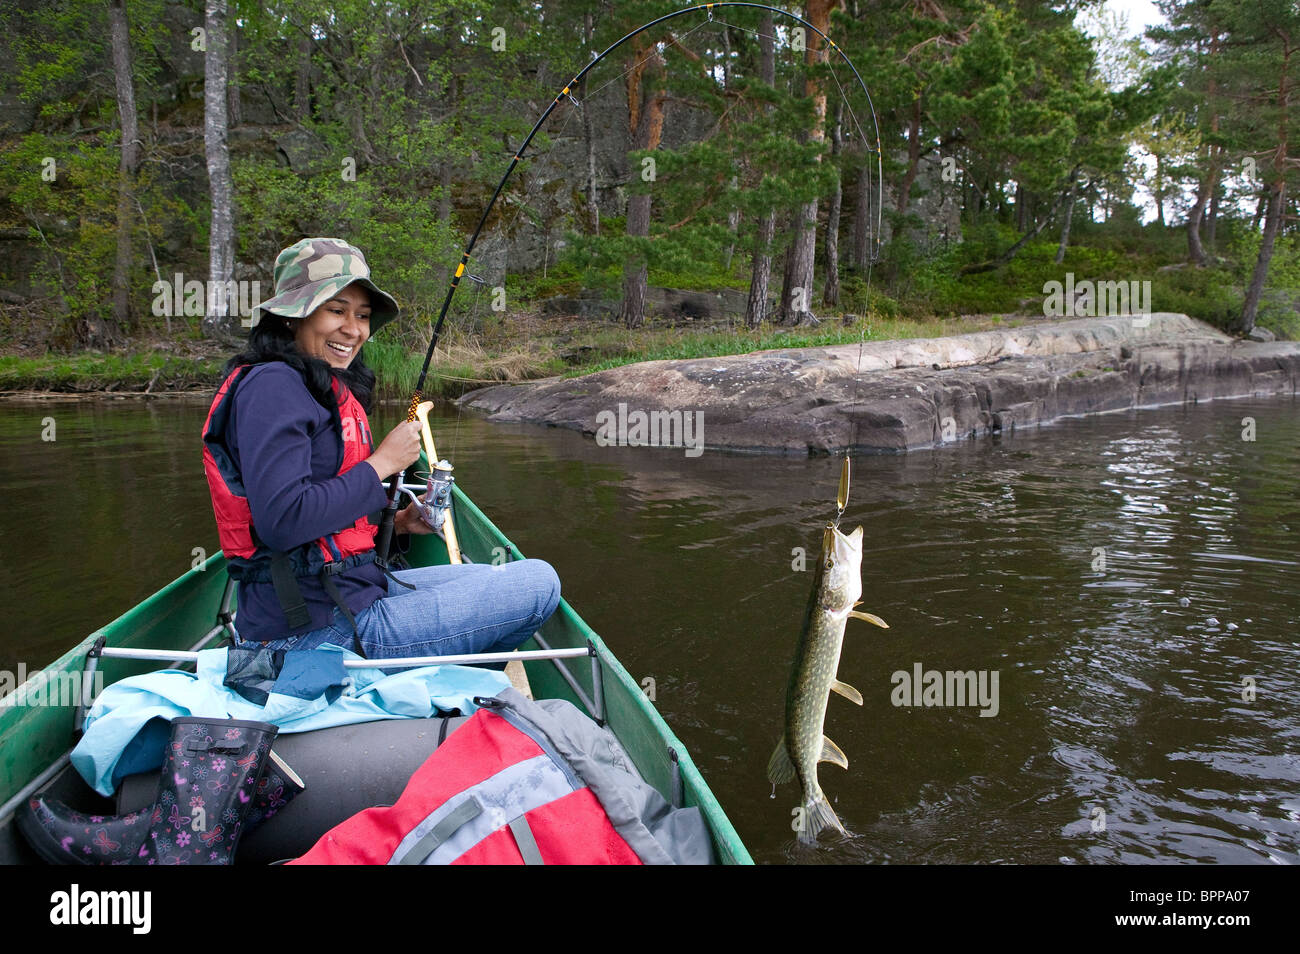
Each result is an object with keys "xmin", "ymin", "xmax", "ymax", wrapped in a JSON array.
[{"xmin": 18, "ymin": 717, "xmax": 296, "ymax": 866}]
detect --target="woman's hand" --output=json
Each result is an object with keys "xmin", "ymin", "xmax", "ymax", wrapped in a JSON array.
[
  {"xmin": 366, "ymin": 421, "xmax": 423, "ymax": 481},
  {"xmin": 395, "ymin": 501, "xmax": 436, "ymax": 535}
]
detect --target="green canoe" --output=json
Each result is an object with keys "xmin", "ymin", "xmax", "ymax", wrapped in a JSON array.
[{"xmin": 0, "ymin": 481, "xmax": 751, "ymax": 865}]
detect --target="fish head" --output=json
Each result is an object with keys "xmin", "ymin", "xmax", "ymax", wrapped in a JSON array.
[{"xmin": 820, "ymin": 523, "xmax": 864, "ymax": 611}]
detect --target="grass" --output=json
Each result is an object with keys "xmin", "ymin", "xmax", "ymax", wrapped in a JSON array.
[
  {"xmin": 364, "ymin": 333, "xmax": 565, "ymax": 401},
  {"xmin": 6, "ymin": 223, "xmax": 1294, "ymax": 397},
  {"xmin": 564, "ymin": 314, "xmax": 997, "ymax": 376},
  {"xmin": 357, "ymin": 309, "xmax": 1006, "ymax": 400},
  {"xmin": 0, "ymin": 351, "xmax": 222, "ymax": 392}
]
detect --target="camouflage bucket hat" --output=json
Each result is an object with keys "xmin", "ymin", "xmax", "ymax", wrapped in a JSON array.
[{"xmin": 254, "ymin": 237, "xmax": 400, "ymax": 333}]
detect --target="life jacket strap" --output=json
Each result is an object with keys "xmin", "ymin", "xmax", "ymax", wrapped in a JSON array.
[
  {"xmin": 320, "ymin": 561, "xmax": 365, "ymax": 656},
  {"xmin": 380, "ymin": 565, "xmax": 416, "ymax": 591},
  {"xmin": 270, "ymin": 551, "xmax": 311, "ymax": 631}
]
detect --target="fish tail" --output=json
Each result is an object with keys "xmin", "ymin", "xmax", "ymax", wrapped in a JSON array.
[{"xmin": 798, "ymin": 793, "xmax": 847, "ymax": 845}]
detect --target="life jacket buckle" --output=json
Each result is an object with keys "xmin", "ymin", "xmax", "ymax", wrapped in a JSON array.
[{"xmin": 321, "ymin": 560, "xmax": 346, "ymax": 576}]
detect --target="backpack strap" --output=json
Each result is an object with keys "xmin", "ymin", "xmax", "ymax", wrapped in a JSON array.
[{"xmin": 392, "ymin": 798, "xmax": 484, "ymax": 866}]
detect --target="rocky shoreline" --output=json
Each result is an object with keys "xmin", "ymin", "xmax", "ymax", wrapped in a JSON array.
[{"xmin": 459, "ymin": 314, "xmax": 1300, "ymax": 454}]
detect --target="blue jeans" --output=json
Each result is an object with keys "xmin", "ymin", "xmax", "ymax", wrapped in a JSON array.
[{"xmin": 260, "ymin": 559, "xmax": 561, "ymax": 661}]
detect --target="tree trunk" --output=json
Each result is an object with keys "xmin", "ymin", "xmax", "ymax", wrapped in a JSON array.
[
  {"xmin": 1235, "ymin": 183, "xmax": 1284, "ymax": 336},
  {"xmin": 202, "ymin": 0, "xmax": 238, "ymax": 341},
  {"xmin": 437, "ymin": 69, "xmax": 458, "ymax": 227},
  {"xmin": 227, "ymin": 14, "xmax": 241, "ymax": 128},
  {"xmin": 1187, "ymin": 61, "xmax": 1222, "ymax": 265},
  {"xmin": 437, "ymin": 161, "xmax": 453, "ymax": 224},
  {"xmin": 724, "ymin": 174, "xmax": 740, "ymax": 272},
  {"xmin": 746, "ymin": 11, "xmax": 777, "ymax": 328},
  {"xmin": 1186, "ymin": 156, "xmax": 1213, "ymax": 265},
  {"xmin": 852, "ymin": 162, "xmax": 870, "ymax": 271},
  {"xmin": 581, "ymin": 12, "xmax": 599, "ymax": 235},
  {"xmin": 1054, "ymin": 170, "xmax": 1078, "ymax": 265},
  {"xmin": 779, "ymin": 0, "xmax": 836, "ymax": 325},
  {"xmin": 896, "ymin": 96, "xmax": 921, "ymax": 218},
  {"xmin": 1251, "ymin": 189, "xmax": 1267, "ymax": 230},
  {"xmin": 1155, "ymin": 153, "xmax": 1165, "ymax": 227},
  {"xmin": 823, "ymin": 100, "xmax": 843, "ymax": 307},
  {"xmin": 1235, "ymin": 42, "xmax": 1290, "ymax": 335},
  {"xmin": 746, "ymin": 213, "xmax": 775, "ymax": 328},
  {"xmin": 1206, "ymin": 170, "xmax": 1221, "ymax": 251},
  {"xmin": 104, "ymin": 0, "xmax": 138, "ymax": 348},
  {"xmin": 294, "ymin": 32, "xmax": 312, "ymax": 120},
  {"xmin": 620, "ymin": 42, "xmax": 666, "ymax": 330}
]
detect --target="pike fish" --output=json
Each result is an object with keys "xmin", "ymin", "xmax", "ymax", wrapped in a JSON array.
[{"xmin": 768, "ymin": 504, "xmax": 888, "ymax": 845}]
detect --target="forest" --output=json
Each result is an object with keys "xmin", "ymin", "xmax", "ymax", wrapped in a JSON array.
[{"xmin": 0, "ymin": 0, "xmax": 1295, "ymax": 394}]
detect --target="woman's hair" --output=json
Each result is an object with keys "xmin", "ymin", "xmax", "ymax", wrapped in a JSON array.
[{"xmin": 224, "ymin": 312, "xmax": 377, "ymax": 415}]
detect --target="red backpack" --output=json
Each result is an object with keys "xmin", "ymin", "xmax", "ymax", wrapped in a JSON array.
[{"xmin": 291, "ymin": 692, "xmax": 714, "ymax": 865}]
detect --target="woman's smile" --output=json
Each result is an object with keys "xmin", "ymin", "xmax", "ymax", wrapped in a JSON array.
[{"xmin": 294, "ymin": 283, "xmax": 371, "ymax": 368}]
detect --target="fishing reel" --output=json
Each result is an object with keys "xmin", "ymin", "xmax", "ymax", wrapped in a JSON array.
[
  {"xmin": 417, "ymin": 459, "xmax": 456, "ymax": 534},
  {"xmin": 398, "ymin": 461, "xmax": 453, "ymax": 531}
]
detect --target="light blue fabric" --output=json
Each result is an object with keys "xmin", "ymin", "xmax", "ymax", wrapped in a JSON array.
[{"xmin": 72, "ymin": 644, "xmax": 509, "ymax": 796}]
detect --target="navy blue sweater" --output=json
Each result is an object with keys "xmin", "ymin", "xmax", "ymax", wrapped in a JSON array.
[{"xmin": 223, "ymin": 362, "xmax": 389, "ymax": 642}]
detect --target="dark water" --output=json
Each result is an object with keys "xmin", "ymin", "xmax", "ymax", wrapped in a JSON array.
[{"xmin": 2, "ymin": 393, "xmax": 1297, "ymax": 865}]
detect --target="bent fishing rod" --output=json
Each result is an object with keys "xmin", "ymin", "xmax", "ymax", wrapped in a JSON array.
[{"xmin": 374, "ymin": 2, "xmax": 883, "ymax": 565}]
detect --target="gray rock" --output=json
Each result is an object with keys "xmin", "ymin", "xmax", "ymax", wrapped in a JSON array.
[
  {"xmin": 540, "ymin": 296, "xmax": 618, "ymax": 321},
  {"xmin": 541, "ymin": 285, "xmax": 748, "ymax": 322},
  {"xmin": 459, "ymin": 313, "xmax": 1300, "ymax": 455}
]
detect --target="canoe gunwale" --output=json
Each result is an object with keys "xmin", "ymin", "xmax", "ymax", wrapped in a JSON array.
[{"xmin": 0, "ymin": 482, "xmax": 753, "ymax": 865}]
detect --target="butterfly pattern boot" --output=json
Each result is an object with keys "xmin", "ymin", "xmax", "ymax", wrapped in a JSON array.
[{"xmin": 18, "ymin": 717, "xmax": 287, "ymax": 866}]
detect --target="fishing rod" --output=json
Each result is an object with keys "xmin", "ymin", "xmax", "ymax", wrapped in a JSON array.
[{"xmin": 374, "ymin": 2, "xmax": 884, "ymax": 564}]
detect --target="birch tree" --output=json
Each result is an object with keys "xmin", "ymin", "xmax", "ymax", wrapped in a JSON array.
[
  {"xmin": 203, "ymin": 0, "xmax": 237, "ymax": 341},
  {"xmin": 106, "ymin": 0, "xmax": 139, "ymax": 348}
]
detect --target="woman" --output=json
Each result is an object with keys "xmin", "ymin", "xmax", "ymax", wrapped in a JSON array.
[{"xmin": 202, "ymin": 237, "xmax": 561, "ymax": 659}]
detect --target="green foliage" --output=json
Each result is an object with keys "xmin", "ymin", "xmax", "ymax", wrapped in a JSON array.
[
  {"xmin": 0, "ymin": 0, "xmax": 1294, "ymax": 385},
  {"xmin": 361, "ymin": 338, "xmax": 422, "ymax": 398},
  {"xmin": 232, "ymin": 159, "xmax": 461, "ymax": 327},
  {"xmin": 0, "ymin": 132, "xmax": 120, "ymax": 334},
  {"xmin": 0, "ymin": 351, "xmax": 221, "ymax": 391}
]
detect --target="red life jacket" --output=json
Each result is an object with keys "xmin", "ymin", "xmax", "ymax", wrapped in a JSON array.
[
  {"xmin": 290, "ymin": 700, "xmax": 645, "ymax": 865},
  {"xmin": 202, "ymin": 364, "xmax": 379, "ymax": 631}
]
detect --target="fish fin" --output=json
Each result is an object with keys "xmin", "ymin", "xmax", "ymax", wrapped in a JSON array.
[
  {"xmin": 766, "ymin": 736, "xmax": 796, "ymax": 785},
  {"xmin": 819, "ymin": 736, "xmax": 849, "ymax": 769},
  {"xmin": 798, "ymin": 795, "xmax": 847, "ymax": 845},
  {"xmin": 831, "ymin": 679, "xmax": 863, "ymax": 705},
  {"xmin": 849, "ymin": 610, "xmax": 889, "ymax": 628}
]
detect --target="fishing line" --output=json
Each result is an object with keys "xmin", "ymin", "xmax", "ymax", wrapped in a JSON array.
[
  {"xmin": 710, "ymin": 14, "xmax": 883, "ymax": 257},
  {"xmin": 413, "ymin": 3, "xmax": 884, "ymax": 411},
  {"xmin": 580, "ymin": 16, "xmax": 717, "ymax": 103},
  {"xmin": 708, "ymin": 14, "xmax": 879, "ymax": 463},
  {"xmin": 437, "ymin": 86, "xmax": 583, "ymax": 462},
  {"xmin": 376, "ymin": 2, "xmax": 889, "ymax": 565}
]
